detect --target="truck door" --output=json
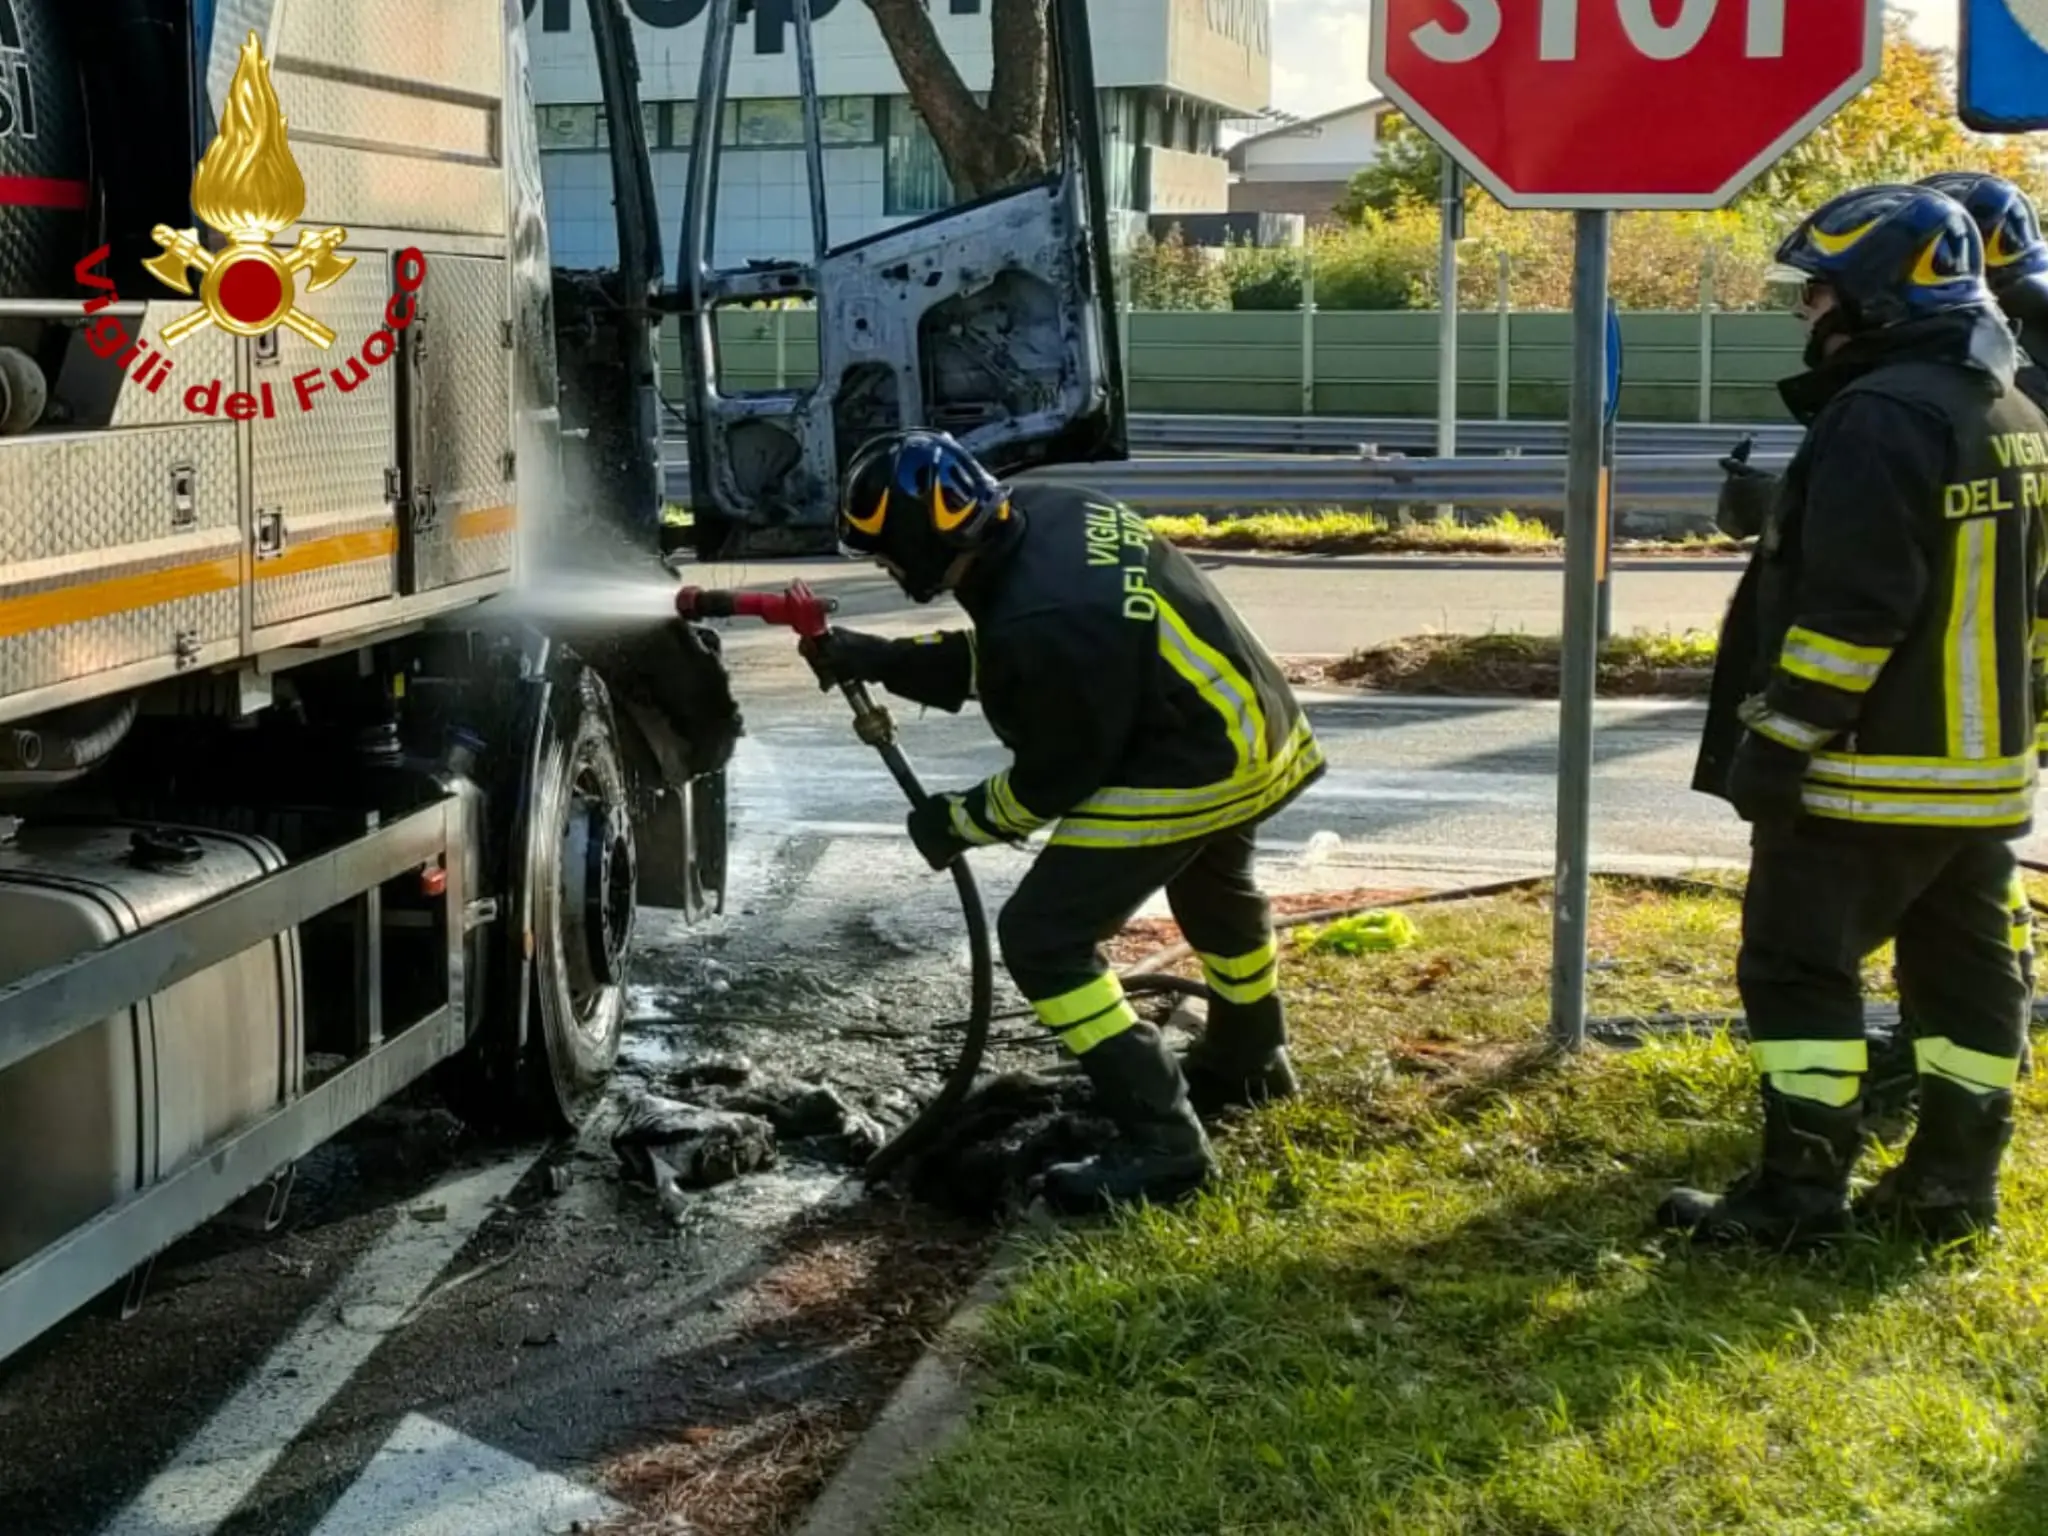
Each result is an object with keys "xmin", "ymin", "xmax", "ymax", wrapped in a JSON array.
[{"xmin": 672, "ymin": 0, "xmax": 1128, "ymax": 560}]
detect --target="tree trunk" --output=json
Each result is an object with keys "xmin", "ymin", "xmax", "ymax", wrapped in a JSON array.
[{"xmin": 861, "ymin": 0, "xmax": 1050, "ymax": 200}]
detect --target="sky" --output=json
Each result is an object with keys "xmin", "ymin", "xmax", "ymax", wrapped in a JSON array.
[{"xmin": 1267, "ymin": 0, "xmax": 1961, "ymax": 121}]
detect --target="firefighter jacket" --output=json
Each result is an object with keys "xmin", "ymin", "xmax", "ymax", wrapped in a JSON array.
[
  {"xmin": 1694, "ymin": 305, "xmax": 2048, "ymax": 836},
  {"xmin": 863, "ymin": 482, "xmax": 1326, "ymax": 851},
  {"xmin": 2017, "ymin": 316, "xmax": 2048, "ymax": 413}
]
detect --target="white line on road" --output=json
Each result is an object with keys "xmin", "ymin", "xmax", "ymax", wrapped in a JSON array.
[
  {"xmin": 305, "ymin": 1413, "xmax": 624, "ymax": 1536},
  {"xmin": 98, "ymin": 1154, "xmax": 543, "ymax": 1536}
]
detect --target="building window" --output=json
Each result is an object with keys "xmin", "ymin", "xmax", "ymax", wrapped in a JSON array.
[
  {"xmin": 884, "ymin": 96, "xmax": 955, "ymax": 217},
  {"xmin": 597, "ymin": 100, "xmax": 666, "ymax": 150},
  {"xmin": 537, "ymin": 103, "xmax": 600, "ymax": 151},
  {"xmin": 730, "ymin": 96, "xmax": 878, "ymax": 147}
]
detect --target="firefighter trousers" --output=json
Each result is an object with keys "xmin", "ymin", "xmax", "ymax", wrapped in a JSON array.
[
  {"xmin": 996, "ymin": 824, "xmax": 1281, "ymax": 1060},
  {"xmin": 1739, "ymin": 823, "xmax": 2030, "ymax": 1109}
]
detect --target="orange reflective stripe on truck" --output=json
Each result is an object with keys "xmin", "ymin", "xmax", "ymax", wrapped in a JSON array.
[
  {"xmin": 0, "ymin": 557, "xmax": 243, "ymax": 639},
  {"xmin": 0, "ymin": 507, "xmax": 515, "ymax": 639}
]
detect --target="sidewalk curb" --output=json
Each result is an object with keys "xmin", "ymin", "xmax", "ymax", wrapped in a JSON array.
[{"xmin": 790, "ymin": 1240, "xmax": 1029, "ymax": 1536}]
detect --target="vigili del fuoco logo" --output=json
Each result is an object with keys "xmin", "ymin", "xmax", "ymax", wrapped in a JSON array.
[{"xmin": 72, "ymin": 31, "xmax": 429, "ymax": 420}]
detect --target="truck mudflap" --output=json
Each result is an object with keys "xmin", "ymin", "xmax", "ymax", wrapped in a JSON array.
[{"xmin": 546, "ymin": 617, "xmax": 740, "ymax": 917}]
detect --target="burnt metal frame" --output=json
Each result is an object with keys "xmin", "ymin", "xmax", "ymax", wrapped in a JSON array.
[{"xmin": 0, "ymin": 798, "xmax": 472, "ymax": 1367}]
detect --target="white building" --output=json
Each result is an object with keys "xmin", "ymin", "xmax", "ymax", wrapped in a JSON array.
[
  {"xmin": 1226, "ymin": 96, "xmax": 1390, "ymax": 224},
  {"xmin": 524, "ymin": 0, "xmax": 1274, "ymax": 269}
]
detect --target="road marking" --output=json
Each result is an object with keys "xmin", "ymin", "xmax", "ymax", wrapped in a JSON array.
[
  {"xmin": 305, "ymin": 1413, "xmax": 624, "ymax": 1536},
  {"xmin": 98, "ymin": 1155, "xmax": 542, "ymax": 1536}
]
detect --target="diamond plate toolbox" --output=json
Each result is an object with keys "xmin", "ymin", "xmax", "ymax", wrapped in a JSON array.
[
  {"xmin": 420, "ymin": 255, "xmax": 516, "ymax": 588},
  {"xmin": 250, "ymin": 249, "xmax": 400, "ymax": 632},
  {"xmin": 0, "ymin": 425, "xmax": 241, "ymax": 704}
]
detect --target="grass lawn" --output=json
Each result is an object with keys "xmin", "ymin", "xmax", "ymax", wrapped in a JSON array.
[
  {"xmin": 1321, "ymin": 630, "xmax": 1719, "ymax": 698},
  {"xmin": 882, "ymin": 879, "xmax": 2048, "ymax": 1536},
  {"xmin": 1147, "ymin": 511, "xmax": 1738, "ymax": 558}
]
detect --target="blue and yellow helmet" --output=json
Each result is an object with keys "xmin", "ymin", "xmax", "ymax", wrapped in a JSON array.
[
  {"xmin": 838, "ymin": 429, "xmax": 1011, "ymax": 601},
  {"xmin": 1916, "ymin": 171, "xmax": 2048, "ymax": 300},
  {"xmin": 1773, "ymin": 183, "xmax": 1991, "ymax": 329}
]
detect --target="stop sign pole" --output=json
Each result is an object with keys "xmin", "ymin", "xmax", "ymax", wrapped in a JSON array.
[{"xmin": 1368, "ymin": 0, "xmax": 1884, "ymax": 1049}]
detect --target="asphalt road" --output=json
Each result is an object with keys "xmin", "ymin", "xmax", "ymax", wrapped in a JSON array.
[{"xmin": 12, "ymin": 548, "xmax": 2048, "ymax": 1535}]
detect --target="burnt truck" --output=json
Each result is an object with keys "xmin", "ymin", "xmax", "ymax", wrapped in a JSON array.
[{"xmin": 0, "ymin": 0, "xmax": 1125, "ymax": 1366}]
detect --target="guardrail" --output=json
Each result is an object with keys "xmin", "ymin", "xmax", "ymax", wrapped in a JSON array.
[
  {"xmin": 1039, "ymin": 450, "xmax": 1793, "ymax": 511},
  {"xmin": 1126, "ymin": 413, "xmax": 1805, "ymax": 457},
  {"xmin": 660, "ymin": 426, "xmax": 1795, "ymax": 513}
]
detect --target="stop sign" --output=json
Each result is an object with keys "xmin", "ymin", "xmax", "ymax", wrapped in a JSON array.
[{"xmin": 1368, "ymin": 0, "xmax": 1886, "ymax": 209}]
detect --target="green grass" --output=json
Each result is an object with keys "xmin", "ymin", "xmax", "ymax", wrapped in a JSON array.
[
  {"xmin": 1147, "ymin": 511, "xmax": 1738, "ymax": 557},
  {"xmin": 883, "ymin": 881, "xmax": 2048, "ymax": 1536},
  {"xmin": 1331, "ymin": 630, "xmax": 1719, "ymax": 697}
]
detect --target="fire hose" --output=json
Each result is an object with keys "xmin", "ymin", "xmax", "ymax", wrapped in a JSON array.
[{"xmin": 674, "ymin": 580, "xmax": 993, "ymax": 1186}]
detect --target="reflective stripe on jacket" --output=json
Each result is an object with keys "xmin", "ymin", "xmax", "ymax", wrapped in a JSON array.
[
  {"xmin": 887, "ymin": 483, "xmax": 1326, "ymax": 850},
  {"xmin": 1703, "ymin": 307, "xmax": 2048, "ymax": 835}
]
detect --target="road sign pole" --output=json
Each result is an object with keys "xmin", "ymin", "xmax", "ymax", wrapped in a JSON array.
[
  {"xmin": 1550, "ymin": 209, "xmax": 1610, "ymax": 1052},
  {"xmin": 1436, "ymin": 158, "xmax": 1464, "ymax": 520},
  {"xmin": 1595, "ymin": 296, "xmax": 1621, "ymax": 641}
]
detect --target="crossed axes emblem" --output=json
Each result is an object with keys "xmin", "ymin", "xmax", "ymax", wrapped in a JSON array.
[{"xmin": 144, "ymin": 223, "xmax": 357, "ymax": 349}]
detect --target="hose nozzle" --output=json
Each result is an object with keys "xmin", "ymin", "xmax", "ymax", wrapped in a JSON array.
[{"xmin": 675, "ymin": 580, "xmax": 836, "ymax": 638}]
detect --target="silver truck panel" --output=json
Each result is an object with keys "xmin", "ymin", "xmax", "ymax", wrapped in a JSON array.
[
  {"xmin": 0, "ymin": 428, "xmax": 241, "ymax": 699},
  {"xmin": 269, "ymin": 0, "xmax": 508, "ymax": 238},
  {"xmin": 407, "ymin": 254, "xmax": 517, "ymax": 592},
  {"xmin": 249, "ymin": 253, "xmax": 401, "ymax": 631}
]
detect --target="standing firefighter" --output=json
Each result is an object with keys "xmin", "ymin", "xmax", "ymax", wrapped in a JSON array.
[
  {"xmin": 1670, "ymin": 183, "xmax": 2048, "ymax": 1248},
  {"xmin": 808, "ymin": 430, "xmax": 1326, "ymax": 1212},
  {"xmin": 1714, "ymin": 173, "xmax": 2048, "ymax": 1134}
]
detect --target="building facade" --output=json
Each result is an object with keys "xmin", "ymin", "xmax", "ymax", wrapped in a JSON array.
[
  {"xmin": 524, "ymin": 0, "xmax": 1272, "ymax": 269},
  {"xmin": 1226, "ymin": 97, "xmax": 1390, "ymax": 226}
]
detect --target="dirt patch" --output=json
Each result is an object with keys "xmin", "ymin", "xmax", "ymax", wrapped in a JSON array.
[
  {"xmin": 592, "ymin": 1201, "xmax": 992, "ymax": 1536},
  {"xmin": 1294, "ymin": 633, "xmax": 1716, "ymax": 699}
]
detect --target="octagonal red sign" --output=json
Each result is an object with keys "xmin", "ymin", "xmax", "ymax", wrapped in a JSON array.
[{"xmin": 1368, "ymin": 0, "xmax": 1886, "ymax": 210}]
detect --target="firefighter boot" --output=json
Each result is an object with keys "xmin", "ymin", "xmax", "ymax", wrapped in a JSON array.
[
  {"xmin": 1854, "ymin": 1075, "xmax": 2014, "ymax": 1243},
  {"xmin": 1656, "ymin": 1087, "xmax": 1863, "ymax": 1249},
  {"xmin": 1041, "ymin": 1021, "xmax": 1219, "ymax": 1214},
  {"xmin": 1181, "ymin": 991, "xmax": 1298, "ymax": 1119}
]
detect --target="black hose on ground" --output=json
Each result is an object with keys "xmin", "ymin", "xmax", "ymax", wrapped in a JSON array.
[{"xmin": 857, "ymin": 733, "xmax": 995, "ymax": 1188}]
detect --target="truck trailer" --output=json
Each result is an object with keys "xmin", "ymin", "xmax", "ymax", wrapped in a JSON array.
[{"xmin": 0, "ymin": 0, "xmax": 1125, "ymax": 1366}]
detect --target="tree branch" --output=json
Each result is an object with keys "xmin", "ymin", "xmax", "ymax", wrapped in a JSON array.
[{"xmin": 861, "ymin": 0, "xmax": 1049, "ymax": 199}]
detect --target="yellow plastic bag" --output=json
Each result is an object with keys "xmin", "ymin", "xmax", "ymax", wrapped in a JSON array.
[{"xmin": 1295, "ymin": 910, "xmax": 1417, "ymax": 956}]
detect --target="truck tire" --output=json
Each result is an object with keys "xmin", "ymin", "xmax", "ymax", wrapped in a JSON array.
[
  {"xmin": 440, "ymin": 655, "xmax": 634, "ymax": 1136},
  {"xmin": 521, "ymin": 661, "xmax": 636, "ymax": 1128}
]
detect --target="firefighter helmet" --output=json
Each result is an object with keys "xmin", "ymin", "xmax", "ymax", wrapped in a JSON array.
[
  {"xmin": 1773, "ymin": 183, "xmax": 1991, "ymax": 332},
  {"xmin": 838, "ymin": 430, "xmax": 1012, "ymax": 602},
  {"xmin": 1917, "ymin": 171, "xmax": 2048, "ymax": 310}
]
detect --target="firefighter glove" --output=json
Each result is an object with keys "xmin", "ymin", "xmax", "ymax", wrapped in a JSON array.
[
  {"xmin": 906, "ymin": 796, "xmax": 968, "ymax": 871},
  {"xmin": 1715, "ymin": 443, "xmax": 1778, "ymax": 541},
  {"xmin": 799, "ymin": 628, "xmax": 897, "ymax": 692},
  {"xmin": 1726, "ymin": 730, "xmax": 1810, "ymax": 827}
]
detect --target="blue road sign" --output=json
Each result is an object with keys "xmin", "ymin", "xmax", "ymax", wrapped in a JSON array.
[
  {"xmin": 1961, "ymin": 0, "xmax": 2048, "ymax": 133},
  {"xmin": 1604, "ymin": 297, "xmax": 1622, "ymax": 430}
]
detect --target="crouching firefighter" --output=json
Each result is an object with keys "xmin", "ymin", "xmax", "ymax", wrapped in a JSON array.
[
  {"xmin": 1669, "ymin": 183, "xmax": 2048, "ymax": 1249},
  {"xmin": 806, "ymin": 429, "xmax": 1327, "ymax": 1213}
]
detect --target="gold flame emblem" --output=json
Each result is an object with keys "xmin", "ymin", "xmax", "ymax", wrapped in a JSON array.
[{"xmin": 143, "ymin": 32, "xmax": 355, "ymax": 348}]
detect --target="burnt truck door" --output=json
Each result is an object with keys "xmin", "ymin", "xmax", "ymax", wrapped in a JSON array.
[{"xmin": 672, "ymin": 0, "xmax": 1128, "ymax": 560}]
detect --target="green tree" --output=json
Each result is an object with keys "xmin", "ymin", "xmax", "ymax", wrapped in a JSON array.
[
  {"xmin": 1738, "ymin": 16, "xmax": 2047, "ymax": 220},
  {"xmin": 1336, "ymin": 113, "xmax": 1458, "ymax": 221}
]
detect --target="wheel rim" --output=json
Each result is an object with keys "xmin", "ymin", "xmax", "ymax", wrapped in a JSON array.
[{"xmin": 555, "ymin": 742, "xmax": 636, "ymax": 1046}]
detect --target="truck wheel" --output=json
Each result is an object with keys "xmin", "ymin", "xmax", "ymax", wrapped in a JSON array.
[
  {"xmin": 439, "ymin": 657, "xmax": 634, "ymax": 1136},
  {"xmin": 520, "ymin": 663, "xmax": 636, "ymax": 1129}
]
